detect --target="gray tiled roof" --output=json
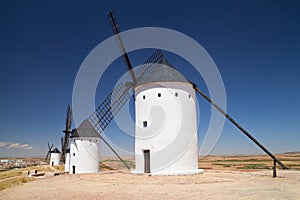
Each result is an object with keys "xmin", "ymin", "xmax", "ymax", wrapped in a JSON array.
[
  {"xmin": 71, "ymin": 119, "xmax": 100, "ymax": 138},
  {"xmin": 136, "ymin": 58, "xmax": 188, "ymax": 86},
  {"xmin": 51, "ymin": 148, "xmax": 61, "ymax": 153}
]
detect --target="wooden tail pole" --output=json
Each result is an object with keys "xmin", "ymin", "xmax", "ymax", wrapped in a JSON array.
[
  {"xmin": 99, "ymin": 135, "xmax": 130, "ymax": 170},
  {"xmin": 192, "ymin": 83, "xmax": 288, "ymax": 171},
  {"xmin": 273, "ymin": 160, "xmax": 277, "ymax": 178}
]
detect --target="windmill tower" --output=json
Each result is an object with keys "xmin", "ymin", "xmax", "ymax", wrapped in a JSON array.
[
  {"xmin": 64, "ymin": 149, "xmax": 70, "ymax": 173},
  {"xmin": 69, "ymin": 120, "xmax": 100, "ymax": 174},
  {"xmin": 49, "ymin": 148, "xmax": 61, "ymax": 166},
  {"xmin": 133, "ymin": 59, "xmax": 201, "ymax": 175}
]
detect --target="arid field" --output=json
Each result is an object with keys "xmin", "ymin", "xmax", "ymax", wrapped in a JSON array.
[{"xmin": 0, "ymin": 153, "xmax": 299, "ymax": 199}]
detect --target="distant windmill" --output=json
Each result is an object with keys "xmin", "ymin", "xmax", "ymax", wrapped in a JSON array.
[
  {"xmin": 61, "ymin": 104, "xmax": 72, "ymax": 164},
  {"xmin": 45, "ymin": 143, "xmax": 53, "ymax": 162}
]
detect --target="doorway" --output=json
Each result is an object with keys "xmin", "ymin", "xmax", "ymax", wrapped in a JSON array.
[
  {"xmin": 143, "ymin": 149, "xmax": 150, "ymax": 173},
  {"xmin": 72, "ymin": 165, "xmax": 75, "ymax": 174},
  {"xmin": 51, "ymin": 162, "xmax": 54, "ymax": 166}
]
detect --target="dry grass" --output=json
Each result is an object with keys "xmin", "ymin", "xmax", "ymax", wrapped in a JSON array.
[
  {"xmin": 100, "ymin": 159, "xmax": 135, "ymax": 170},
  {"xmin": 0, "ymin": 169, "xmax": 23, "ymax": 179},
  {"xmin": 0, "ymin": 165, "xmax": 64, "ymax": 191},
  {"xmin": 0, "ymin": 166, "xmax": 43, "ymax": 179},
  {"xmin": 53, "ymin": 165, "xmax": 64, "ymax": 171},
  {"xmin": 199, "ymin": 152, "xmax": 300, "ymax": 170},
  {"xmin": 0, "ymin": 177, "xmax": 33, "ymax": 191}
]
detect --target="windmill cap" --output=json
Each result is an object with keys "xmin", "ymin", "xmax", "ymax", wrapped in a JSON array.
[
  {"xmin": 135, "ymin": 57, "xmax": 189, "ymax": 86},
  {"xmin": 71, "ymin": 119, "xmax": 100, "ymax": 138},
  {"xmin": 51, "ymin": 148, "xmax": 61, "ymax": 153}
]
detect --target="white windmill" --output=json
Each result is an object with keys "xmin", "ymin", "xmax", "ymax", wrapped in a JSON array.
[
  {"xmin": 132, "ymin": 59, "xmax": 201, "ymax": 175},
  {"xmin": 69, "ymin": 120, "xmax": 100, "ymax": 174},
  {"xmin": 50, "ymin": 148, "xmax": 61, "ymax": 166},
  {"xmin": 45, "ymin": 143, "xmax": 60, "ymax": 166}
]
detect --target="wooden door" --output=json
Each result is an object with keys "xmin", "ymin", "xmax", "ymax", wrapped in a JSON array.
[{"xmin": 143, "ymin": 150, "xmax": 150, "ymax": 173}]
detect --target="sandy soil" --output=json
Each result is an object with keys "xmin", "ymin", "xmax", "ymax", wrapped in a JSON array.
[{"xmin": 0, "ymin": 170, "xmax": 299, "ymax": 200}]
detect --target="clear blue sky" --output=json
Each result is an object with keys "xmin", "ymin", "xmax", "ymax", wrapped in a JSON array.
[{"xmin": 0, "ymin": 0, "xmax": 299, "ymax": 157}]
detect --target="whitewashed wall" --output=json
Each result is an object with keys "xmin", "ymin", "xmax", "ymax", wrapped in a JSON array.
[
  {"xmin": 50, "ymin": 153, "xmax": 60, "ymax": 166},
  {"xmin": 69, "ymin": 137, "xmax": 100, "ymax": 174},
  {"xmin": 64, "ymin": 152, "xmax": 70, "ymax": 172},
  {"xmin": 133, "ymin": 82, "xmax": 200, "ymax": 175}
]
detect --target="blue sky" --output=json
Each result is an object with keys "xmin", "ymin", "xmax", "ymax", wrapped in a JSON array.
[{"xmin": 0, "ymin": 0, "xmax": 299, "ymax": 157}]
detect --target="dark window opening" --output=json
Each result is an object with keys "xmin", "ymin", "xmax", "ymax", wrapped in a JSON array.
[
  {"xmin": 143, "ymin": 95, "xmax": 146, "ymax": 100},
  {"xmin": 175, "ymin": 92, "xmax": 178, "ymax": 97},
  {"xmin": 143, "ymin": 121, "xmax": 148, "ymax": 127},
  {"xmin": 73, "ymin": 153, "xmax": 75, "ymax": 156},
  {"xmin": 158, "ymin": 93, "xmax": 161, "ymax": 97},
  {"xmin": 188, "ymin": 94, "xmax": 191, "ymax": 98}
]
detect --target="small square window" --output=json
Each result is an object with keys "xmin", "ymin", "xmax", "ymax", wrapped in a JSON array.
[
  {"xmin": 158, "ymin": 93, "xmax": 161, "ymax": 97},
  {"xmin": 73, "ymin": 153, "xmax": 75, "ymax": 156},
  {"xmin": 175, "ymin": 92, "xmax": 178, "ymax": 97},
  {"xmin": 143, "ymin": 95, "xmax": 146, "ymax": 100},
  {"xmin": 188, "ymin": 94, "xmax": 191, "ymax": 98},
  {"xmin": 143, "ymin": 121, "xmax": 147, "ymax": 127}
]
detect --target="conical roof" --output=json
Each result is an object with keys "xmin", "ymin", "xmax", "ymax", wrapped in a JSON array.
[
  {"xmin": 51, "ymin": 148, "xmax": 61, "ymax": 153},
  {"xmin": 136, "ymin": 58, "xmax": 188, "ymax": 86},
  {"xmin": 71, "ymin": 119, "xmax": 100, "ymax": 138}
]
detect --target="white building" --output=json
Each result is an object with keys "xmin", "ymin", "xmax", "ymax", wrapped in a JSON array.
[
  {"xmin": 64, "ymin": 149, "xmax": 70, "ymax": 173},
  {"xmin": 49, "ymin": 148, "xmax": 61, "ymax": 166},
  {"xmin": 69, "ymin": 119, "xmax": 100, "ymax": 174},
  {"xmin": 132, "ymin": 58, "xmax": 202, "ymax": 175}
]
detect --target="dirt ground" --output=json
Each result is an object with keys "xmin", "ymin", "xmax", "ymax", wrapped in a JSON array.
[{"xmin": 0, "ymin": 169, "xmax": 299, "ymax": 200}]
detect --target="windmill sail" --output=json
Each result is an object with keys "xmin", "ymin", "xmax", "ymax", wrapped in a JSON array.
[
  {"xmin": 61, "ymin": 104, "xmax": 72, "ymax": 163},
  {"xmin": 89, "ymin": 49, "xmax": 164, "ymax": 133},
  {"xmin": 89, "ymin": 83, "xmax": 130, "ymax": 134},
  {"xmin": 108, "ymin": 11, "xmax": 136, "ymax": 82},
  {"xmin": 45, "ymin": 143, "xmax": 53, "ymax": 161},
  {"xmin": 135, "ymin": 49, "xmax": 164, "ymax": 81}
]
